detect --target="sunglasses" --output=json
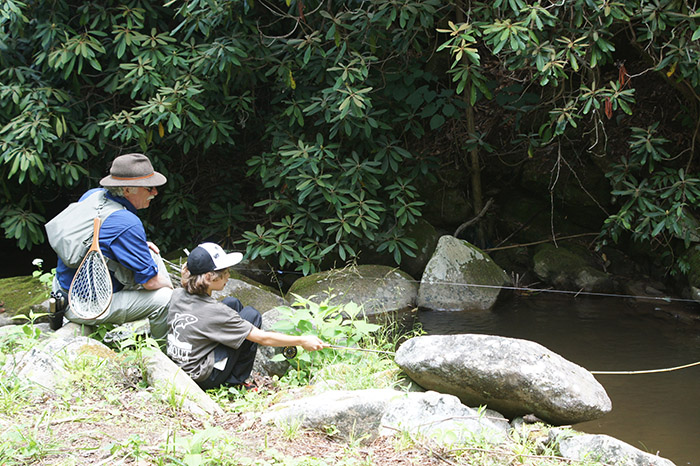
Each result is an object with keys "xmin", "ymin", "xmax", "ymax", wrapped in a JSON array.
[{"xmin": 144, "ymin": 186, "xmax": 157, "ymax": 194}]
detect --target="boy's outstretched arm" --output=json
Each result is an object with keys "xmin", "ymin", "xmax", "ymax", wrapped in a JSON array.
[{"xmin": 246, "ymin": 327, "xmax": 327, "ymax": 351}]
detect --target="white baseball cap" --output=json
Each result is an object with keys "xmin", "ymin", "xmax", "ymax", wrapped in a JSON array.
[{"xmin": 187, "ymin": 242, "xmax": 243, "ymax": 275}]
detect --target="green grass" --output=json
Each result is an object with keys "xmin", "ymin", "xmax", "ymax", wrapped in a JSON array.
[{"xmin": 0, "ymin": 317, "xmax": 614, "ymax": 466}]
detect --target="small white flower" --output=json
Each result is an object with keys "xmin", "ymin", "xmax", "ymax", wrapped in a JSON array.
[{"xmin": 32, "ymin": 258, "xmax": 43, "ymax": 267}]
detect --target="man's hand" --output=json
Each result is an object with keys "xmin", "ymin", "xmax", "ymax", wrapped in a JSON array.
[
  {"xmin": 142, "ymin": 272, "xmax": 174, "ymax": 290},
  {"xmin": 147, "ymin": 241, "xmax": 160, "ymax": 254}
]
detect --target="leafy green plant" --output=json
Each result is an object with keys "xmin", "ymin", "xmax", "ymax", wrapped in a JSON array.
[
  {"xmin": 436, "ymin": 1, "xmax": 700, "ymax": 275},
  {"xmin": 0, "ymin": 423, "xmax": 61, "ymax": 465},
  {"xmin": 30, "ymin": 258, "xmax": 54, "ymax": 292},
  {"xmin": 0, "ymin": 311, "xmax": 45, "ymax": 365},
  {"xmin": 1, "ymin": 0, "xmax": 444, "ymax": 275},
  {"xmin": 108, "ymin": 434, "xmax": 149, "ymax": 464},
  {"xmin": 278, "ymin": 416, "xmax": 304, "ymax": 441},
  {"xmin": 3, "ymin": 0, "xmax": 700, "ymax": 282},
  {"xmin": 0, "ymin": 376, "xmax": 39, "ymax": 416},
  {"xmin": 271, "ymin": 294, "xmax": 380, "ymax": 385},
  {"xmin": 152, "ymin": 425, "xmax": 248, "ymax": 466},
  {"xmin": 240, "ymin": 1, "xmax": 443, "ymax": 273},
  {"xmin": 118, "ymin": 332, "xmax": 161, "ymax": 388},
  {"xmin": 0, "ymin": 207, "xmax": 46, "ymax": 251},
  {"xmin": 0, "ymin": 322, "xmax": 37, "ymax": 352},
  {"xmin": 601, "ymin": 124, "xmax": 700, "ymax": 275}
]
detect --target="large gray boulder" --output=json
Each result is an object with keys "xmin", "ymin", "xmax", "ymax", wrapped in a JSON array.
[
  {"xmin": 212, "ymin": 274, "xmax": 288, "ymax": 313},
  {"xmin": 252, "ymin": 306, "xmax": 291, "ymax": 378},
  {"xmin": 262, "ymin": 388, "xmax": 401, "ymax": 439},
  {"xmin": 285, "ymin": 265, "xmax": 417, "ymax": 319},
  {"xmin": 551, "ymin": 429, "xmax": 676, "ymax": 466},
  {"xmin": 418, "ymin": 235, "xmax": 509, "ymax": 311},
  {"xmin": 262, "ymin": 388, "xmax": 509, "ymax": 446},
  {"xmin": 395, "ymin": 334, "xmax": 611, "ymax": 425},
  {"xmin": 379, "ymin": 390, "xmax": 509, "ymax": 445},
  {"xmin": 1, "ymin": 335, "xmax": 114, "ymax": 390}
]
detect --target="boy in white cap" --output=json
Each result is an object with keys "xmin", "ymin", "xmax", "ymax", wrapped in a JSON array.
[{"xmin": 166, "ymin": 242, "xmax": 326, "ymax": 389}]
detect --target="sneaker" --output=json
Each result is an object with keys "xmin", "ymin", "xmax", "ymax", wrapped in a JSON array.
[{"xmin": 233, "ymin": 382, "xmax": 257, "ymax": 392}]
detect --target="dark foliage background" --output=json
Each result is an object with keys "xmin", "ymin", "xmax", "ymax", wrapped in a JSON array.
[{"xmin": 2, "ymin": 0, "xmax": 699, "ymax": 278}]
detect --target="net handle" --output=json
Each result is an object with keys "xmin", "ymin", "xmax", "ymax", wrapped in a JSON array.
[{"xmin": 89, "ymin": 217, "xmax": 101, "ymax": 252}]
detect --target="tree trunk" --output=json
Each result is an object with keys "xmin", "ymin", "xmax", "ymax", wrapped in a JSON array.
[{"xmin": 456, "ymin": 1, "xmax": 485, "ymax": 247}]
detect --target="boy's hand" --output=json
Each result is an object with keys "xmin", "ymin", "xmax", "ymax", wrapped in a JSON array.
[{"xmin": 300, "ymin": 336, "xmax": 327, "ymax": 352}]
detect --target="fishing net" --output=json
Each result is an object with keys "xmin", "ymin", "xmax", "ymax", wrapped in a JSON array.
[{"xmin": 68, "ymin": 218, "xmax": 113, "ymax": 320}]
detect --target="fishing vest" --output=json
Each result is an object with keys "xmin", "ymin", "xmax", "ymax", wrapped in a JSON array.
[{"xmin": 45, "ymin": 190, "xmax": 137, "ymax": 287}]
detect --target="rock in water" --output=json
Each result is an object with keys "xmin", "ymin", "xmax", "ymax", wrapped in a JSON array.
[
  {"xmin": 395, "ymin": 334, "xmax": 611, "ymax": 425},
  {"xmin": 418, "ymin": 235, "xmax": 508, "ymax": 311}
]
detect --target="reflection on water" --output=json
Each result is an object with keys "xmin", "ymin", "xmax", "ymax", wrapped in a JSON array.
[{"xmin": 417, "ymin": 292, "xmax": 700, "ymax": 466}]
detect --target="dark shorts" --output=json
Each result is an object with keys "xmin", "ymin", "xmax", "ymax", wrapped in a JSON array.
[{"xmin": 197, "ymin": 297, "xmax": 263, "ymax": 390}]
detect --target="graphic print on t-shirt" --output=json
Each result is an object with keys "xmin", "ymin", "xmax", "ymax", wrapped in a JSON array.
[{"xmin": 167, "ymin": 313, "xmax": 198, "ymax": 363}]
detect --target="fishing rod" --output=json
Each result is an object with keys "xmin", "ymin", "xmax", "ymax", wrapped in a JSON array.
[{"xmin": 282, "ymin": 345, "xmax": 395, "ymax": 359}]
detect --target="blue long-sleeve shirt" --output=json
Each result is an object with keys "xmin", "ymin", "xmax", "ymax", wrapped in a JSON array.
[{"xmin": 55, "ymin": 188, "xmax": 159, "ymax": 291}]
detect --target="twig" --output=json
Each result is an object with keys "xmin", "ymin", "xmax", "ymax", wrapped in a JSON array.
[
  {"xmin": 490, "ymin": 207, "xmax": 547, "ymax": 249},
  {"xmin": 453, "ymin": 198, "xmax": 494, "ymax": 238},
  {"xmin": 48, "ymin": 415, "xmax": 91, "ymax": 426},
  {"xmin": 484, "ymin": 233, "xmax": 598, "ymax": 252}
]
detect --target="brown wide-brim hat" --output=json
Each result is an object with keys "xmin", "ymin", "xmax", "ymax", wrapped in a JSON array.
[{"xmin": 100, "ymin": 153, "xmax": 167, "ymax": 187}]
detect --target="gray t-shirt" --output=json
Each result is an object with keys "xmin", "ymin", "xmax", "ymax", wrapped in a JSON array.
[{"xmin": 166, "ymin": 288, "xmax": 254, "ymax": 382}]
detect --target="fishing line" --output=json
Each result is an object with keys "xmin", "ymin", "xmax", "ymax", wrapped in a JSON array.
[
  {"xmin": 163, "ymin": 252, "xmax": 700, "ymax": 305},
  {"xmin": 166, "ymin": 255, "xmax": 700, "ymax": 373},
  {"xmin": 590, "ymin": 360, "xmax": 700, "ymax": 375},
  {"xmin": 256, "ymin": 268, "xmax": 700, "ymax": 305},
  {"xmin": 282, "ymin": 345, "xmax": 700, "ymax": 375}
]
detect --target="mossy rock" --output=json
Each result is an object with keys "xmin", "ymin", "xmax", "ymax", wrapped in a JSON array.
[
  {"xmin": 229, "ymin": 270, "xmax": 282, "ymax": 296},
  {"xmin": 0, "ymin": 275, "xmax": 50, "ymax": 324},
  {"xmin": 286, "ymin": 265, "xmax": 418, "ymax": 318},
  {"xmin": 532, "ymin": 243, "xmax": 612, "ymax": 292},
  {"xmin": 417, "ymin": 236, "xmax": 509, "ymax": 311},
  {"xmin": 212, "ymin": 272, "xmax": 287, "ymax": 314},
  {"xmin": 533, "ymin": 243, "xmax": 588, "ymax": 277}
]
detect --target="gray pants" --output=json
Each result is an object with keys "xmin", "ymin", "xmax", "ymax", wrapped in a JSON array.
[{"xmin": 55, "ymin": 252, "xmax": 173, "ymax": 340}]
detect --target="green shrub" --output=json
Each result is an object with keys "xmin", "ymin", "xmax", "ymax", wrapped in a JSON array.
[{"xmin": 271, "ymin": 294, "xmax": 380, "ymax": 385}]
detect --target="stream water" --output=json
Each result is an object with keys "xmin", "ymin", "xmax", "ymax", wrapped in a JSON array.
[{"xmin": 417, "ymin": 292, "xmax": 700, "ymax": 466}]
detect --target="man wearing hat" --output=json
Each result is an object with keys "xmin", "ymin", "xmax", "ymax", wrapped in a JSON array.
[{"xmin": 52, "ymin": 153, "xmax": 173, "ymax": 340}]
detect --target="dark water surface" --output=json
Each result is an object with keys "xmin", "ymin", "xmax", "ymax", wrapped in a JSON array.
[{"xmin": 417, "ymin": 292, "xmax": 700, "ymax": 466}]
